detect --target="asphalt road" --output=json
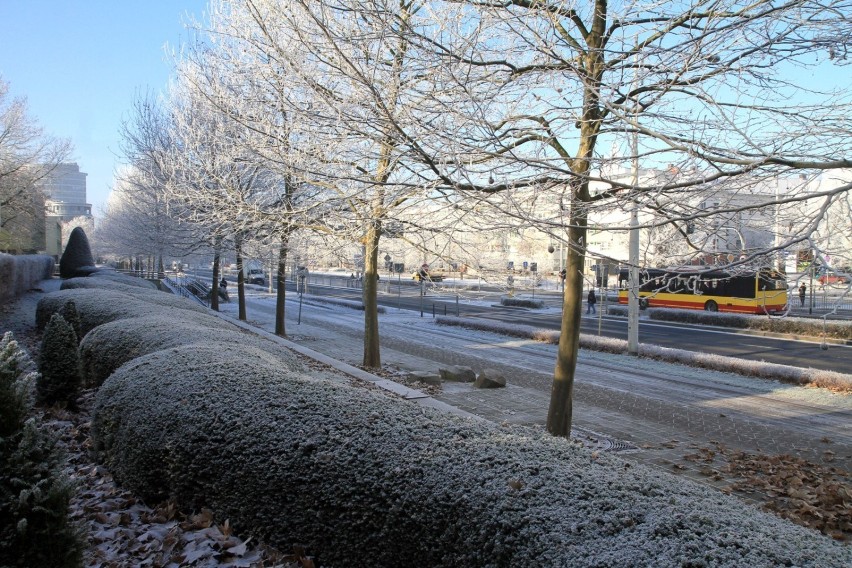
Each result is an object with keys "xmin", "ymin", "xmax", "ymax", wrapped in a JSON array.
[
  {"xmin": 182, "ymin": 268, "xmax": 850, "ymax": 374},
  {"xmin": 277, "ymin": 279, "xmax": 852, "ymax": 375}
]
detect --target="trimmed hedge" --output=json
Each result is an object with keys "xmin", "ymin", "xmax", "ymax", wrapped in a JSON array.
[
  {"xmin": 0, "ymin": 254, "xmax": 54, "ymax": 303},
  {"xmin": 91, "ymin": 344, "xmax": 852, "ymax": 567},
  {"xmin": 79, "ymin": 315, "xmax": 302, "ymax": 387},
  {"xmin": 500, "ymin": 297, "xmax": 545, "ymax": 309},
  {"xmin": 36, "ymin": 288, "xmax": 220, "ymax": 337},
  {"xmin": 89, "ymin": 271, "xmax": 158, "ymax": 289},
  {"xmin": 61, "ymin": 275, "xmax": 157, "ymax": 293}
]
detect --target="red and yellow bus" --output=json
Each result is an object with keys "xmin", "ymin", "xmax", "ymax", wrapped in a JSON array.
[{"xmin": 617, "ymin": 268, "xmax": 787, "ymax": 314}]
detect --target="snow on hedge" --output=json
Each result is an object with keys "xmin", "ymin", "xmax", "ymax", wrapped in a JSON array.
[
  {"xmin": 436, "ymin": 316, "xmax": 852, "ymax": 391},
  {"xmin": 0, "ymin": 253, "xmax": 54, "ymax": 302},
  {"xmin": 60, "ymin": 276, "xmax": 158, "ymax": 294},
  {"xmin": 79, "ymin": 315, "xmax": 302, "ymax": 387},
  {"xmin": 88, "ymin": 271, "xmax": 158, "ymax": 289},
  {"xmin": 91, "ymin": 344, "xmax": 851, "ymax": 567},
  {"xmin": 36, "ymin": 288, "xmax": 215, "ymax": 337}
]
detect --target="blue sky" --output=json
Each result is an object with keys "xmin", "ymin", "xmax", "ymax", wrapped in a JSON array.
[{"xmin": 0, "ymin": 0, "xmax": 208, "ymax": 216}]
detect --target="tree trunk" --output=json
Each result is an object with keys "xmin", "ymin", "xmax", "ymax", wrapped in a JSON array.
[
  {"xmin": 235, "ymin": 234, "xmax": 246, "ymax": 321},
  {"xmin": 211, "ymin": 248, "xmax": 221, "ymax": 311},
  {"xmin": 546, "ymin": 221, "xmax": 587, "ymax": 437},
  {"xmin": 362, "ymin": 226, "xmax": 381, "ymax": 368},
  {"xmin": 275, "ymin": 240, "xmax": 288, "ymax": 337}
]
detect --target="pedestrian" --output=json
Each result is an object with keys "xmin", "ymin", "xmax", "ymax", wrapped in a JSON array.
[
  {"xmin": 798, "ymin": 283, "xmax": 806, "ymax": 307},
  {"xmin": 587, "ymin": 288, "xmax": 597, "ymax": 314},
  {"xmin": 219, "ymin": 277, "xmax": 230, "ymax": 302}
]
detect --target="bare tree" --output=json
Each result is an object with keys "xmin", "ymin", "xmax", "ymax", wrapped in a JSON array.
[
  {"xmin": 193, "ymin": 0, "xmax": 446, "ymax": 364},
  {"xmin": 106, "ymin": 94, "xmax": 207, "ymax": 279},
  {"xmin": 396, "ymin": 0, "xmax": 852, "ymax": 435},
  {"xmin": 0, "ymin": 77, "xmax": 72, "ymax": 252}
]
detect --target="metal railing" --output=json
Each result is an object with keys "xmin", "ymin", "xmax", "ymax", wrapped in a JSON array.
[{"xmin": 162, "ymin": 276, "xmax": 208, "ymax": 306}]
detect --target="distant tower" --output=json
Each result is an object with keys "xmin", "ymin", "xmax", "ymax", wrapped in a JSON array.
[{"xmin": 41, "ymin": 163, "xmax": 93, "ymax": 257}]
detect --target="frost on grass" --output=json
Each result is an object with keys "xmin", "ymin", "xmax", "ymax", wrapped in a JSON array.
[
  {"xmin": 79, "ymin": 315, "xmax": 302, "ymax": 387},
  {"xmin": 436, "ymin": 315, "xmax": 852, "ymax": 392},
  {"xmin": 91, "ymin": 345, "xmax": 851, "ymax": 567},
  {"xmin": 607, "ymin": 305, "xmax": 852, "ymax": 341},
  {"xmin": 36, "ymin": 288, "xmax": 217, "ymax": 337}
]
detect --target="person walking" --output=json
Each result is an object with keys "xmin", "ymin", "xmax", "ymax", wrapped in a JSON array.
[
  {"xmin": 798, "ymin": 283, "xmax": 806, "ymax": 307},
  {"xmin": 587, "ymin": 288, "xmax": 597, "ymax": 314},
  {"xmin": 219, "ymin": 277, "xmax": 230, "ymax": 302}
]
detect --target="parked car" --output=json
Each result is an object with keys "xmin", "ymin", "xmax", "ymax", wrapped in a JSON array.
[
  {"xmin": 817, "ymin": 271, "xmax": 850, "ymax": 285},
  {"xmin": 245, "ymin": 268, "xmax": 266, "ymax": 285}
]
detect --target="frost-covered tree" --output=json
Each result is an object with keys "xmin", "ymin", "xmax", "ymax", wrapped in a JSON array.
[
  {"xmin": 197, "ymin": 0, "xmax": 460, "ymax": 365},
  {"xmin": 397, "ymin": 0, "xmax": 852, "ymax": 436},
  {"xmin": 101, "ymin": 94, "xmax": 209, "ymax": 279},
  {"xmin": 0, "ymin": 77, "xmax": 72, "ymax": 253}
]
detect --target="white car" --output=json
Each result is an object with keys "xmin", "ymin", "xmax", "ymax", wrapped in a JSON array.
[{"xmin": 245, "ymin": 268, "xmax": 265, "ymax": 285}]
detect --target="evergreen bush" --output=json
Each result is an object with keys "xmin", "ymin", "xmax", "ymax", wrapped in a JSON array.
[
  {"xmin": 0, "ymin": 333, "xmax": 83, "ymax": 568},
  {"xmin": 37, "ymin": 314, "xmax": 82, "ymax": 409},
  {"xmin": 59, "ymin": 300, "xmax": 83, "ymax": 344},
  {"xmin": 0, "ymin": 334, "xmax": 34, "ymax": 440},
  {"xmin": 0, "ymin": 420, "xmax": 83, "ymax": 568}
]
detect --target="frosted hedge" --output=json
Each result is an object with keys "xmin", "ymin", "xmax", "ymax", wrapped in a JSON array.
[
  {"xmin": 91, "ymin": 344, "xmax": 851, "ymax": 567},
  {"xmin": 36, "ymin": 288, "xmax": 216, "ymax": 337},
  {"xmin": 61, "ymin": 275, "xmax": 157, "ymax": 292},
  {"xmin": 79, "ymin": 315, "xmax": 302, "ymax": 387},
  {"xmin": 0, "ymin": 253, "xmax": 54, "ymax": 303}
]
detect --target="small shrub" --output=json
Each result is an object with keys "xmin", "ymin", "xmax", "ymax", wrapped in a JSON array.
[
  {"xmin": 0, "ymin": 419, "xmax": 84, "ymax": 568},
  {"xmin": 58, "ymin": 300, "xmax": 83, "ymax": 344},
  {"xmin": 0, "ymin": 333, "xmax": 35, "ymax": 439},
  {"xmin": 37, "ymin": 314, "xmax": 81, "ymax": 409},
  {"xmin": 0, "ymin": 332, "xmax": 83, "ymax": 568}
]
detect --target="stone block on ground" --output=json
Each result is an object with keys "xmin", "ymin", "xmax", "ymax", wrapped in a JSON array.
[
  {"xmin": 474, "ymin": 368, "xmax": 507, "ymax": 389},
  {"xmin": 409, "ymin": 371, "xmax": 441, "ymax": 386},
  {"xmin": 439, "ymin": 365, "xmax": 476, "ymax": 382}
]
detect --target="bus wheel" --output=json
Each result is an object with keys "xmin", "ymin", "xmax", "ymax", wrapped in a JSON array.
[
  {"xmin": 639, "ymin": 298, "xmax": 649, "ymax": 310},
  {"xmin": 704, "ymin": 300, "xmax": 718, "ymax": 312}
]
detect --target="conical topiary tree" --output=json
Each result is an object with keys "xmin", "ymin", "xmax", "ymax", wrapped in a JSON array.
[
  {"xmin": 37, "ymin": 314, "xmax": 81, "ymax": 409},
  {"xmin": 58, "ymin": 226, "xmax": 98, "ymax": 279}
]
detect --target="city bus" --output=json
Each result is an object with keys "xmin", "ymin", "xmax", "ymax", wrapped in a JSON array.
[{"xmin": 617, "ymin": 267, "xmax": 787, "ymax": 314}]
